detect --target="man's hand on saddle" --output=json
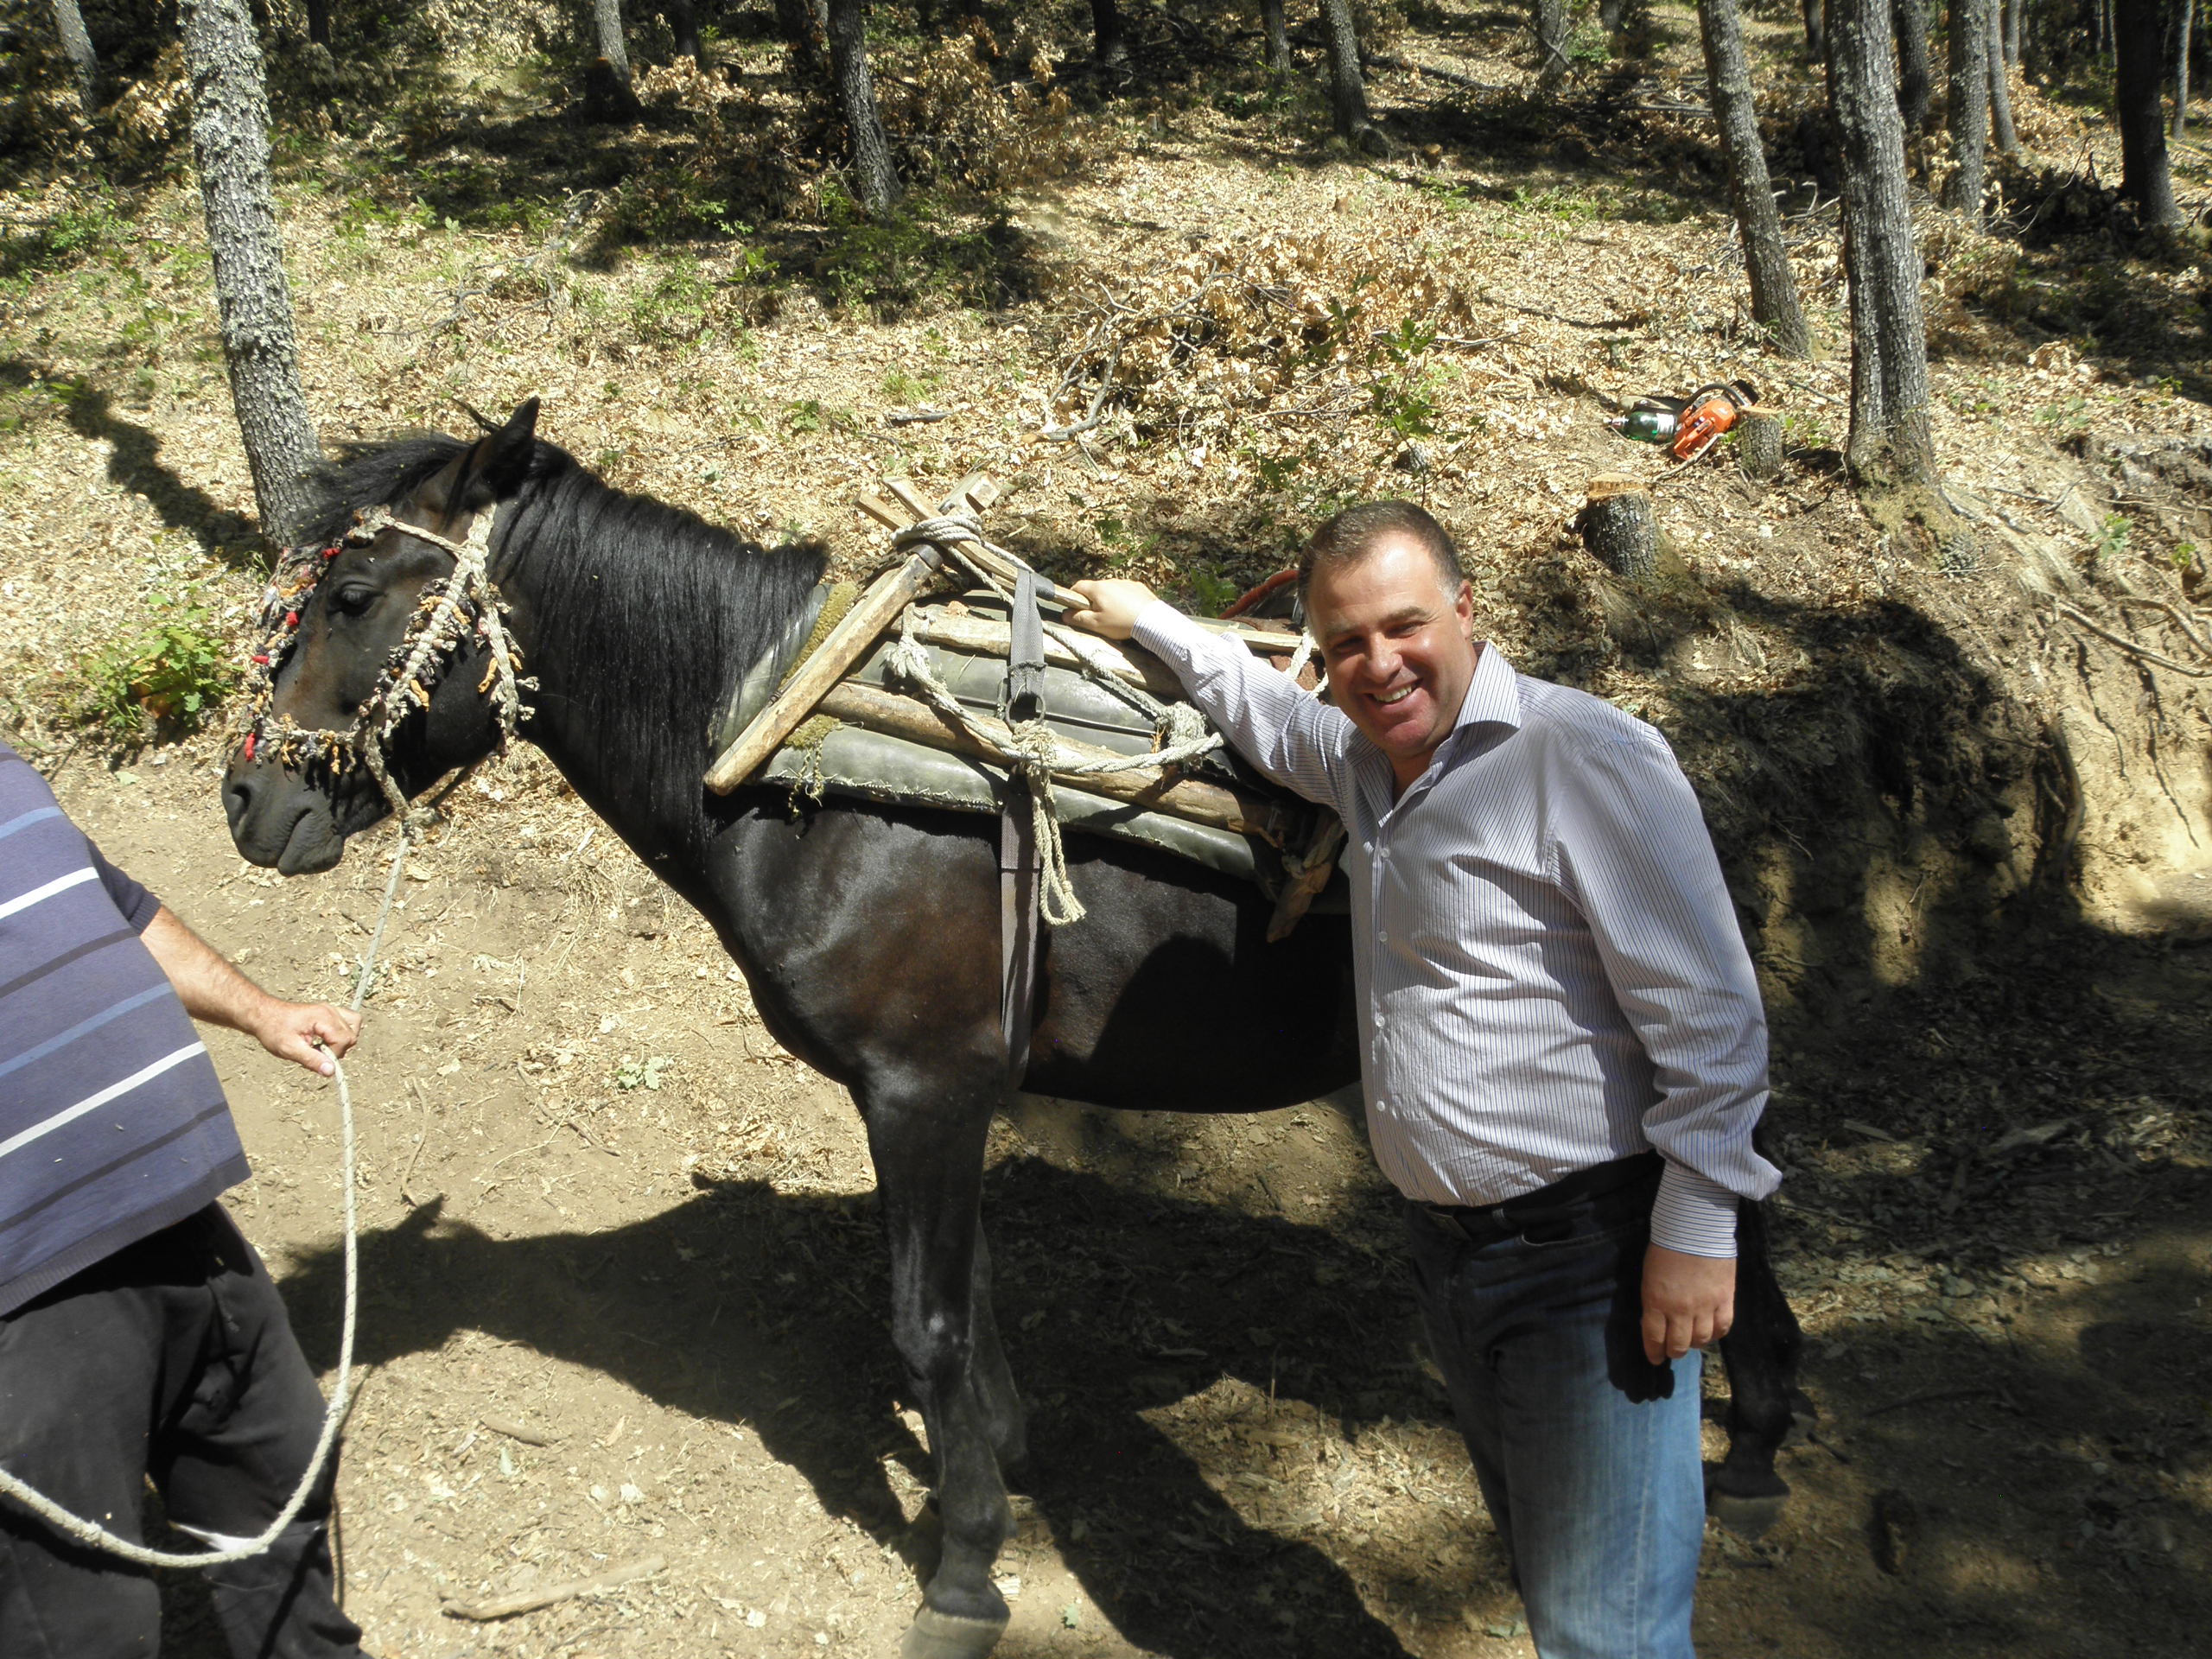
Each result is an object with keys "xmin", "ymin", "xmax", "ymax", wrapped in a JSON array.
[
  {"xmin": 1641, "ymin": 1243, "xmax": 1736, "ymax": 1364},
  {"xmin": 1062, "ymin": 578, "xmax": 1160, "ymax": 641}
]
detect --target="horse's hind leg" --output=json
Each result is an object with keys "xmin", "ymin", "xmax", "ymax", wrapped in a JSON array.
[
  {"xmin": 864, "ymin": 1079, "xmax": 1017, "ymax": 1659},
  {"xmin": 968, "ymin": 1230, "xmax": 1030, "ymax": 1484},
  {"xmin": 1709, "ymin": 1196, "xmax": 1815, "ymax": 1538}
]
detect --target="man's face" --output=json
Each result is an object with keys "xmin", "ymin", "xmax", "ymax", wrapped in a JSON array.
[{"xmin": 1308, "ymin": 536, "xmax": 1478, "ymax": 786}]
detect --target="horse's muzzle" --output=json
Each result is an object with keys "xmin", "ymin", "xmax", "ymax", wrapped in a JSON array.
[{"xmin": 224, "ymin": 754, "xmax": 350, "ymax": 874}]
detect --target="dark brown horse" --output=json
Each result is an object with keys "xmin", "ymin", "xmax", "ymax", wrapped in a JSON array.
[{"xmin": 222, "ymin": 401, "xmax": 1804, "ymax": 1659}]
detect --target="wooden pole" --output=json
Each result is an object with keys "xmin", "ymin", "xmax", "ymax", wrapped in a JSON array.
[
  {"xmin": 813, "ymin": 680, "xmax": 1287, "ymax": 839},
  {"xmin": 1735, "ymin": 405, "xmax": 1786, "ymax": 480},
  {"xmin": 702, "ymin": 549, "xmax": 944, "ymax": 792},
  {"xmin": 1580, "ymin": 475, "xmax": 1659, "ymax": 579}
]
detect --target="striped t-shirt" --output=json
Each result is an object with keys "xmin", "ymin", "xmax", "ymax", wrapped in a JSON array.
[{"xmin": 0, "ymin": 740, "xmax": 246, "ymax": 1314}]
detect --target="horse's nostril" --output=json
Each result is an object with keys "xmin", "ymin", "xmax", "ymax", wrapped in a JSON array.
[{"xmin": 225, "ymin": 777, "xmax": 255, "ymax": 826}]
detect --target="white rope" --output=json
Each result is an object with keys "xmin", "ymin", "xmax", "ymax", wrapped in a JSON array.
[{"xmin": 0, "ymin": 832, "xmax": 409, "ymax": 1568}]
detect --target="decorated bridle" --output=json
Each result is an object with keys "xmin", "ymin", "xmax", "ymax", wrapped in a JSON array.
[{"xmin": 238, "ymin": 502, "xmax": 531, "ymax": 828}]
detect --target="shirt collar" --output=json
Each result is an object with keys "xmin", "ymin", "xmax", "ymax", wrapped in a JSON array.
[{"xmin": 1450, "ymin": 641, "xmax": 1523, "ymax": 744}]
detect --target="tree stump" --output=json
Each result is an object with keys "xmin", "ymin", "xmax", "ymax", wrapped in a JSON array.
[
  {"xmin": 1580, "ymin": 475, "xmax": 1658, "ymax": 581},
  {"xmin": 1735, "ymin": 405, "xmax": 1785, "ymax": 481}
]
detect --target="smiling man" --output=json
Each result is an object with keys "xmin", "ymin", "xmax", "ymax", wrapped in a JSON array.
[{"xmin": 1065, "ymin": 501, "xmax": 1779, "ymax": 1659}]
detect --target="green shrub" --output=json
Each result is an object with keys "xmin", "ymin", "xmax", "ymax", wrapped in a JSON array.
[{"xmin": 75, "ymin": 589, "xmax": 238, "ymax": 744}]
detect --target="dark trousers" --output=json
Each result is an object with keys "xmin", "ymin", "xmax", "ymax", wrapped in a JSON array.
[{"xmin": 0, "ymin": 1205, "xmax": 364, "ymax": 1659}]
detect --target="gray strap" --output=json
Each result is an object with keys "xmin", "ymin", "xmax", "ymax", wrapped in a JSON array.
[{"xmin": 1000, "ymin": 568, "xmax": 1048, "ymax": 1087}]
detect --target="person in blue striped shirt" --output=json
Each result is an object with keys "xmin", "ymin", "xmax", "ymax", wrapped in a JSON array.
[
  {"xmin": 0, "ymin": 737, "xmax": 371, "ymax": 1658},
  {"xmin": 1067, "ymin": 502, "xmax": 1780, "ymax": 1659}
]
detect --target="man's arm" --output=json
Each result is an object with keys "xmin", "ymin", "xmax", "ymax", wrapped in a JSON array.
[
  {"xmin": 1065, "ymin": 579, "xmax": 1354, "ymax": 813},
  {"xmin": 1546, "ymin": 726, "xmax": 1781, "ymax": 1363},
  {"xmin": 141, "ymin": 907, "xmax": 361, "ymax": 1078}
]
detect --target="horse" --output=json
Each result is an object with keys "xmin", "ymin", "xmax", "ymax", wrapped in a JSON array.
[{"xmin": 221, "ymin": 399, "xmax": 1806, "ymax": 1659}]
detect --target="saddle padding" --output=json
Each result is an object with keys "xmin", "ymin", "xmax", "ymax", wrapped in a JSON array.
[{"xmin": 759, "ymin": 724, "xmax": 1268, "ymax": 886}]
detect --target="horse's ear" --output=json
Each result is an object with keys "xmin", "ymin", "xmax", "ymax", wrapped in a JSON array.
[{"xmin": 418, "ymin": 397, "xmax": 539, "ymax": 525}]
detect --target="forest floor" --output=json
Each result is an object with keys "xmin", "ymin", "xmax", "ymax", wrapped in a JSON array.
[{"xmin": 5, "ymin": 3, "xmax": 2212, "ymax": 1656}]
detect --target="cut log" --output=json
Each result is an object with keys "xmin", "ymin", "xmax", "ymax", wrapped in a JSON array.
[
  {"xmin": 1580, "ymin": 475, "xmax": 1659, "ymax": 580},
  {"xmin": 814, "ymin": 680, "xmax": 1292, "ymax": 841},
  {"xmin": 1735, "ymin": 405, "xmax": 1785, "ymax": 480}
]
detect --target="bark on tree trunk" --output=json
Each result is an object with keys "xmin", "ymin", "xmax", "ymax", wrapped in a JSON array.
[
  {"xmin": 1894, "ymin": 0, "xmax": 1933, "ymax": 134},
  {"xmin": 1826, "ymin": 0, "xmax": 1942, "ymax": 493},
  {"xmin": 2003, "ymin": 0, "xmax": 2020, "ymax": 64},
  {"xmin": 179, "ymin": 0, "xmax": 321, "ymax": 549},
  {"xmin": 593, "ymin": 0, "xmax": 630, "ymax": 82},
  {"xmin": 1090, "ymin": 0, "xmax": 1128, "ymax": 63},
  {"xmin": 1942, "ymin": 0, "xmax": 1990, "ymax": 219},
  {"xmin": 51, "ymin": 0, "xmax": 100, "ymax": 111},
  {"xmin": 1320, "ymin": 0, "xmax": 1388, "ymax": 151},
  {"xmin": 303, "ymin": 0, "xmax": 329, "ymax": 47},
  {"xmin": 826, "ymin": 0, "xmax": 899, "ymax": 214},
  {"xmin": 664, "ymin": 0, "xmax": 702, "ymax": 60},
  {"xmin": 1697, "ymin": 0, "xmax": 1812, "ymax": 356},
  {"xmin": 1535, "ymin": 0, "xmax": 1572, "ymax": 83},
  {"xmin": 1735, "ymin": 407, "xmax": 1785, "ymax": 480},
  {"xmin": 1262, "ymin": 0, "xmax": 1292, "ymax": 74},
  {"xmin": 2174, "ymin": 0, "xmax": 2194, "ymax": 138},
  {"xmin": 1987, "ymin": 13, "xmax": 2019, "ymax": 153},
  {"xmin": 2115, "ymin": 0, "xmax": 2184, "ymax": 225},
  {"xmin": 1600, "ymin": 0, "xmax": 1629, "ymax": 32},
  {"xmin": 1803, "ymin": 0, "xmax": 1826, "ymax": 60}
]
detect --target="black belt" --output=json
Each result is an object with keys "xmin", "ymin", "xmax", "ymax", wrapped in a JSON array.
[{"xmin": 1420, "ymin": 1151, "xmax": 1662, "ymax": 1243}]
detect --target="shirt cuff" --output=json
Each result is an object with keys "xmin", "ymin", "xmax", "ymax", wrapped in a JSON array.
[{"xmin": 1649, "ymin": 1162, "xmax": 1741, "ymax": 1258}]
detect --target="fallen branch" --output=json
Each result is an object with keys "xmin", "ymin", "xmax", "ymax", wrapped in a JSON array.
[
  {"xmin": 442, "ymin": 1554, "xmax": 664, "ymax": 1620},
  {"xmin": 1361, "ymin": 52, "xmax": 1514, "ymax": 93},
  {"xmin": 2056, "ymin": 601, "xmax": 2212, "ymax": 677},
  {"xmin": 480, "ymin": 1414, "xmax": 558, "ymax": 1446},
  {"xmin": 887, "ymin": 409, "xmax": 949, "ymax": 426},
  {"xmin": 2114, "ymin": 594, "xmax": 2212, "ymax": 658},
  {"xmin": 1474, "ymin": 287, "xmax": 1631, "ymax": 330}
]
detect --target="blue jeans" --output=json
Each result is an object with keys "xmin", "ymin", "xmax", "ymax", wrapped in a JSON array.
[{"xmin": 1405, "ymin": 1164, "xmax": 1704, "ymax": 1659}]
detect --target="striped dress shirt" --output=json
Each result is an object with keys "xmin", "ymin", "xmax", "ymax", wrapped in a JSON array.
[
  {"xmin": 0, "ymin": 741, "xmax": 246, "ymax": 1314},
  {"xmin": 1133, "ymin": 606, "xmax": 1780, "ymax": 1257}
]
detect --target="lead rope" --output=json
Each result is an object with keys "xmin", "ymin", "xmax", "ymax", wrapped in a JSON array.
[{"xmin": 0, "ymin": 830, "xmax": 409, "ymax": 1568}]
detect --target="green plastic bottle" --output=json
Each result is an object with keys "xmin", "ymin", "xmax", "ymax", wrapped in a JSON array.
[{"xmin": 1606, "ymin": 407, "xmax": 1678, "ymax": 443}]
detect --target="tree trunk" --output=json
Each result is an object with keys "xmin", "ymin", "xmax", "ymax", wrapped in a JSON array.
[
  {"xmin": 2115, "ymin": 0, "xmax": 2184, "ymax": 225},
  {"xmin": 2003, "ymin": 0, "xmax": 2020, "ymax": 64},
  {"xmin": 1535, "ymin": 0, "xmax": 1572, "ymax": 83},
  {"xmin": 303, "ymin": 0, "xmax": 329, "ymax": 47},
  {"xmin": 1987, "ymin": 11, "xmax": 2020, "ymax": 153},
  {"xmin": 1600, "ymin": 0, "xmax": 1629, "ymax": 31},
  {"xmin": 1090, "ymin": 0, "xmax": 1128, "ymax": 63},
  {"xmin": 1894, "ymin": 0, "xmax": 1933, "ymax": 134},
  {"xmin": 180, "ymin": 0, "xmax": 321, "ymax": 549},
  {"xmin": 49, "ymin": 0, "xmax": 99, "ymax": 111},
  {"xmin": 774, "ymin": 0, "xmax": 829, "ymax": 77},
  {"xmin": 1262, "ymin": 0, "xmax": 1292, "ymax": 74},
  {"xmin": 1319, "ymin": 0, "xmax": 1387, "ymax": 151},
  {"xmin": 664, "ymin": 0, "xmax": 702, "ymax": 60},
  {"xmin": 1580, "ymin": 478, "xmax": 1658, "ymax": 581},
  {"xmin": 1826, "ymin": 0, "xmax": 1942, "ymax": 492},
  {"xmin": 593, "ymin": 0, "xmax": 630, "ymax": 82},
  {"xmin": 826, "ymin": 0, "xmax": 899, "ymax": 214},
  {"xmin": 1735, "ymin": 407, "xmax": 1786, "ymax": 480},
  {"xmin": 2175, "ymin": 0, "xmax": 2195, "ymax": 139},
  {"xmin": 1942, "ymin": 0, "xmax": 1990, "ymax": 219},
  {"xmin": 1698, "ymin": 0, "xmax": 1812, "ymax": 356},
  {"xmin": 1803, "ymin": 0, "xmax": 1826, "ymax": 60}
]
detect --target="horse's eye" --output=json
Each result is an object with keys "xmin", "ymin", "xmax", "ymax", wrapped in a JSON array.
[{"xmin": 327, "ymin": 585, "xmax": 378, "ymax": 619}]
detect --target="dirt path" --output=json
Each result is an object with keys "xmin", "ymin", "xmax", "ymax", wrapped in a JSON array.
[{"xmin": 32, "ymin": 739, "xmax": 2203, "ymax": 1659}]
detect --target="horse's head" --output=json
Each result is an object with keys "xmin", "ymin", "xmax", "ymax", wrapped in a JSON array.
[{"xmin": 224, "ymin": 399, "xmax": 541, "ymax": 874}]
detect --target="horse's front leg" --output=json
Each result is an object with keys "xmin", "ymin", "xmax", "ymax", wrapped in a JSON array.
[
  {"xmin": 863, "ymin": 1073, "xmax": 1020, "ymax": 1659},
  {"xmin": 1708, "ymin": 1196, "xmax": 1815, "ymax": 1537}
]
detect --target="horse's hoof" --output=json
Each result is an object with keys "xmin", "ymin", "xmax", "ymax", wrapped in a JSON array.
[
  {"xmin": 901, "ymin": 1606, "xmax": 1010, "ymax": 1659},
  {"xmin": 1707, "ymin": 1487, "xmax": 1789, "ymax": 1539}
]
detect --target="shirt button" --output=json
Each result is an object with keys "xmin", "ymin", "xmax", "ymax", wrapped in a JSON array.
[
  {"xmin": 1363, "ymin": 842, "xmax": 1372, "ymax": 854},
  {"xmin": 1377, "ymin": 931, "xmax": 1388, "ymax": 943}
]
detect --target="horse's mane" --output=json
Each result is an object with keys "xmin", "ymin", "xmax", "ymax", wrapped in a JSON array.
[{"xmin": 314, "ymin": 432, "xmax": 829, "ymax": 853}]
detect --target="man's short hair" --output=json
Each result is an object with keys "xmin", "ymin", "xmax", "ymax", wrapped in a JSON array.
[{"xmin": 1297, "ymin": 501, "xmax": 1465, "ymax": 607}]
